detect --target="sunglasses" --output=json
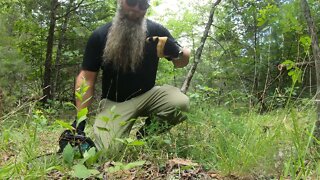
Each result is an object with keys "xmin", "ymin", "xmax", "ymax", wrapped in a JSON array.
[{"xmin": 125, "ymin": 0, "xmax": 150, "ymax": 10}]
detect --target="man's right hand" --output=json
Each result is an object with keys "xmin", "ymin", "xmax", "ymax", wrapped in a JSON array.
[
  {"xmin": 75, "ymin": 70, "xmax": 97, "ymax": 111},
  {"xmin": 58, "ymin": 117, "xmax": 87, "ymax": 153}
]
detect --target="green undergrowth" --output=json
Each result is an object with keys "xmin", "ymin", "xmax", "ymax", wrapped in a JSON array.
[
  {"xmin": 171, "ymin": 104, "xmax": 320, "ymax": 179},
  {"xmin": 0, "ymin": 100, "xmax": 320, "ymax": 179}
]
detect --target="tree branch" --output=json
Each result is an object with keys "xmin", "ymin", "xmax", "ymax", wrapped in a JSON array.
[{"xmin": 181, "ymin": 0, "xmax": 222, "ymax": 93}]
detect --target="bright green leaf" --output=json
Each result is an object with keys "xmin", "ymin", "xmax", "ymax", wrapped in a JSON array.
[
  {"xmin": 281, "ymin": 60, "xmax": 295, "ymax": 70},
  {"xmin": 72, "ymin": 164, "xmax": 92, "ymax": 179},
  {"xmin": 119, "ymin": 121, "xmax": 127, "ymax": 126},
  {"xmin": 55, "ymin": 120, "xmax": 75, "ymax": 131},
  {"xmin": 97, "ymin": 126, "xmax": 110, "ymax": 132},
  {"xmin": 75, "ymin": 92, "xmax": 82, "ymax": 101},
  {"xmin": 81, "ymin": 147, "xmax": 96, "ymax": 164},
  {"xmin": 101, "ymin": 116, "xmax": 110, "ymax": 123},
  {"xmin": 113, "ymin": 114, "xmax": 121, "ymax": 120},
  {"xmin": 86, "ymin": 148, "xmax": 99, "ymax": 166},
  {"xmin": 82, "ymin": 86, "xmax": 90, "ymax": 94},
  {"xmin": 77, "ymin": 108, "xmax": 88, "ymax": 120},
  {"xmin": 63, "ymin": 143, "xmax": 74, "ymax": 166},
  {"xmin": 257, "ymin": 18, "xmax": 265, "ymax": 27},
  {"xmin": 128, "ymin": 140, "xmax": 145, "ymax": 146},
  {"xmin": 288, "ymin": 71, "xmax": 294, "ymax": 76}
]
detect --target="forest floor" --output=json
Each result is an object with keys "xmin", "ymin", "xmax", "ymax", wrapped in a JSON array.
[
  {"xmin": 2, "ymin": 152, "xmax": 264, "ymax": 180},
  {"xmin": 1, "ymin": 101, "xmax": 319, "ymax": 179},
  {"xmin": 0, "ymin": 123, "xmax": 276, "ymax": 180},
  {"xmin": 0, "ymin": 123, "xmax": 292, "ymax": 180},
  {"xmin": 1, "ymin": 141, "xmax": 261, "ymax": 179},
  {"xmin": 47, "ymin": 159, "xmax": 226, "ymax": 179}
]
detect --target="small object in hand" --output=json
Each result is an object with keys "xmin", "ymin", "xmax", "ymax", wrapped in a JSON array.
[
  {"xmin": 58, "ymin": 130, "xmax": 96, "ymax": 155},
  {"xmin": 146, "ymin": 36, "xmax": 182, "ymax": 59}
]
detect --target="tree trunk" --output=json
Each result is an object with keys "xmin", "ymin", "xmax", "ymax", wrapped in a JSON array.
[
  {"xmin": 42, "ymin": 0, "xmax": 59, "ymax": 103},
  {"xmin": 301, "ymin": 0, "xmax": 320, "ymax": 139},
  {"xmin": 251, "ymin": 3, "xmax": 259, "ymax": 108},
  {"xmin": 52, "ymin": 0, "xmax": 74, "ymax": 100},
  {"xmin": 180, "ymin": 0, "xmax": 222, "ymax": 94}
]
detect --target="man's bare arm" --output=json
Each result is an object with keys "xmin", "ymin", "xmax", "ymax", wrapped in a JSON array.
[
  {"xmin": 75, "ymin": 70, "xmax": 98, "ymax": 110},
  {"xmin": 172, "ymin": 47, "xmax": 191, "ymax": 68}
]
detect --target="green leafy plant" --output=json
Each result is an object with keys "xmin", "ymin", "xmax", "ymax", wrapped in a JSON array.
[
  {"xmin": 64, "ymin": 145, "xmax": 100, "ymax": 179},
  {"xmin": 281, "ymin": 60, "xmax": 302, "ymax": 107},
  {"xmin": 299, "ymin": 36, "xmax": 311, "ymax": 54},
  {"xmin": 55, "ymin": 79, "xmax": 101, "ymax": 178}
]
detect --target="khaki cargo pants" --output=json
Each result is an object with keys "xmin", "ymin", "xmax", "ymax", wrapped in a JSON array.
[{"xmin": 93, "ymin": 84, "xmax": 189, "ymax": 155}]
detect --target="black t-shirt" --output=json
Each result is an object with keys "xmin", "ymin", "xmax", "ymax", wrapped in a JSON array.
[{"xmin": 82, "ymin": 19, "xmax": 177, "ymax": 102}]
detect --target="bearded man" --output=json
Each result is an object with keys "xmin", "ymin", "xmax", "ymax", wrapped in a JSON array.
[{"xmin": 74, "ymin": 0, "xmax": 190, "ymax": 155}]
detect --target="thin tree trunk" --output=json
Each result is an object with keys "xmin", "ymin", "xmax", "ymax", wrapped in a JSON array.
[
  {"xmin": 52, "ymin": 0, "xmax": 74, "ymax": 100},
  {"xmin": 251, "ymin": 4, "xmax": 259, "ymax": 108},
  {"xmin": 42, "ymin": 0, "xmax": 59, "ymax": 103},
  {"xmin": 180, "ymin": 0, "xmax": 222, "ymax": 94},
  {"xmin": 260, "ymin": 28, "xmax": 272, "ymax": 113},
  {"xmin": 301, "ymin": 0, "xmax": 320, "ymax": 139}
]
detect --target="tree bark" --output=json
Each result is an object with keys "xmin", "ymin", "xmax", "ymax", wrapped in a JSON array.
[
  {"xmin": 180, "ymin": 0, "xmax": 222, "ymax": 94},
  {"xmin": 251, "ymin": 3, "xmax": 259, "ymax": 108},
  {"xmin": 301, "ymin": 0, "xmax": 320, "ymax": 139},
  {"xmin": 42, "ymin": 0, "xmax": 59, "ymax": 103}
]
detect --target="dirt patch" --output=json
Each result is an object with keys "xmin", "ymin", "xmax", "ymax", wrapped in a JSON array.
[
  {"xmin": 0, "ymin": 150, "xmax": 15, "ymax": 167},
  {"xmin": 37, "ymin": 129, "xmax": 61, "ymax": 154}
]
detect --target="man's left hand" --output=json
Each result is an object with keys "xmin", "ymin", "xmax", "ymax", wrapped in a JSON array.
[{"xmin": 146, "ymin": 36, "xmax": 181, "ymax": 59}]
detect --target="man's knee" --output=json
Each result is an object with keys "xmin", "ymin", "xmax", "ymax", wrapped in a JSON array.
[
  {"xmin": 171, "ymin": 93, "xmax": 189, "ymax": 111},
  {"xmin": 160, "ymin": 85, "xmax": 190, "ymax": 111}
]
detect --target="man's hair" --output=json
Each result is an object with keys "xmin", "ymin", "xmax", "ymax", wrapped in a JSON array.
[{"xmin": 103, "ymin": 3, "xmax": 147, "ymax": 72}]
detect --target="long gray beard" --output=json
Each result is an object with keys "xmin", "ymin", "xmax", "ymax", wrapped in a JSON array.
[{"xmin": 103, "ymin": 7, "xmax": 147, "ymax": 73}]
